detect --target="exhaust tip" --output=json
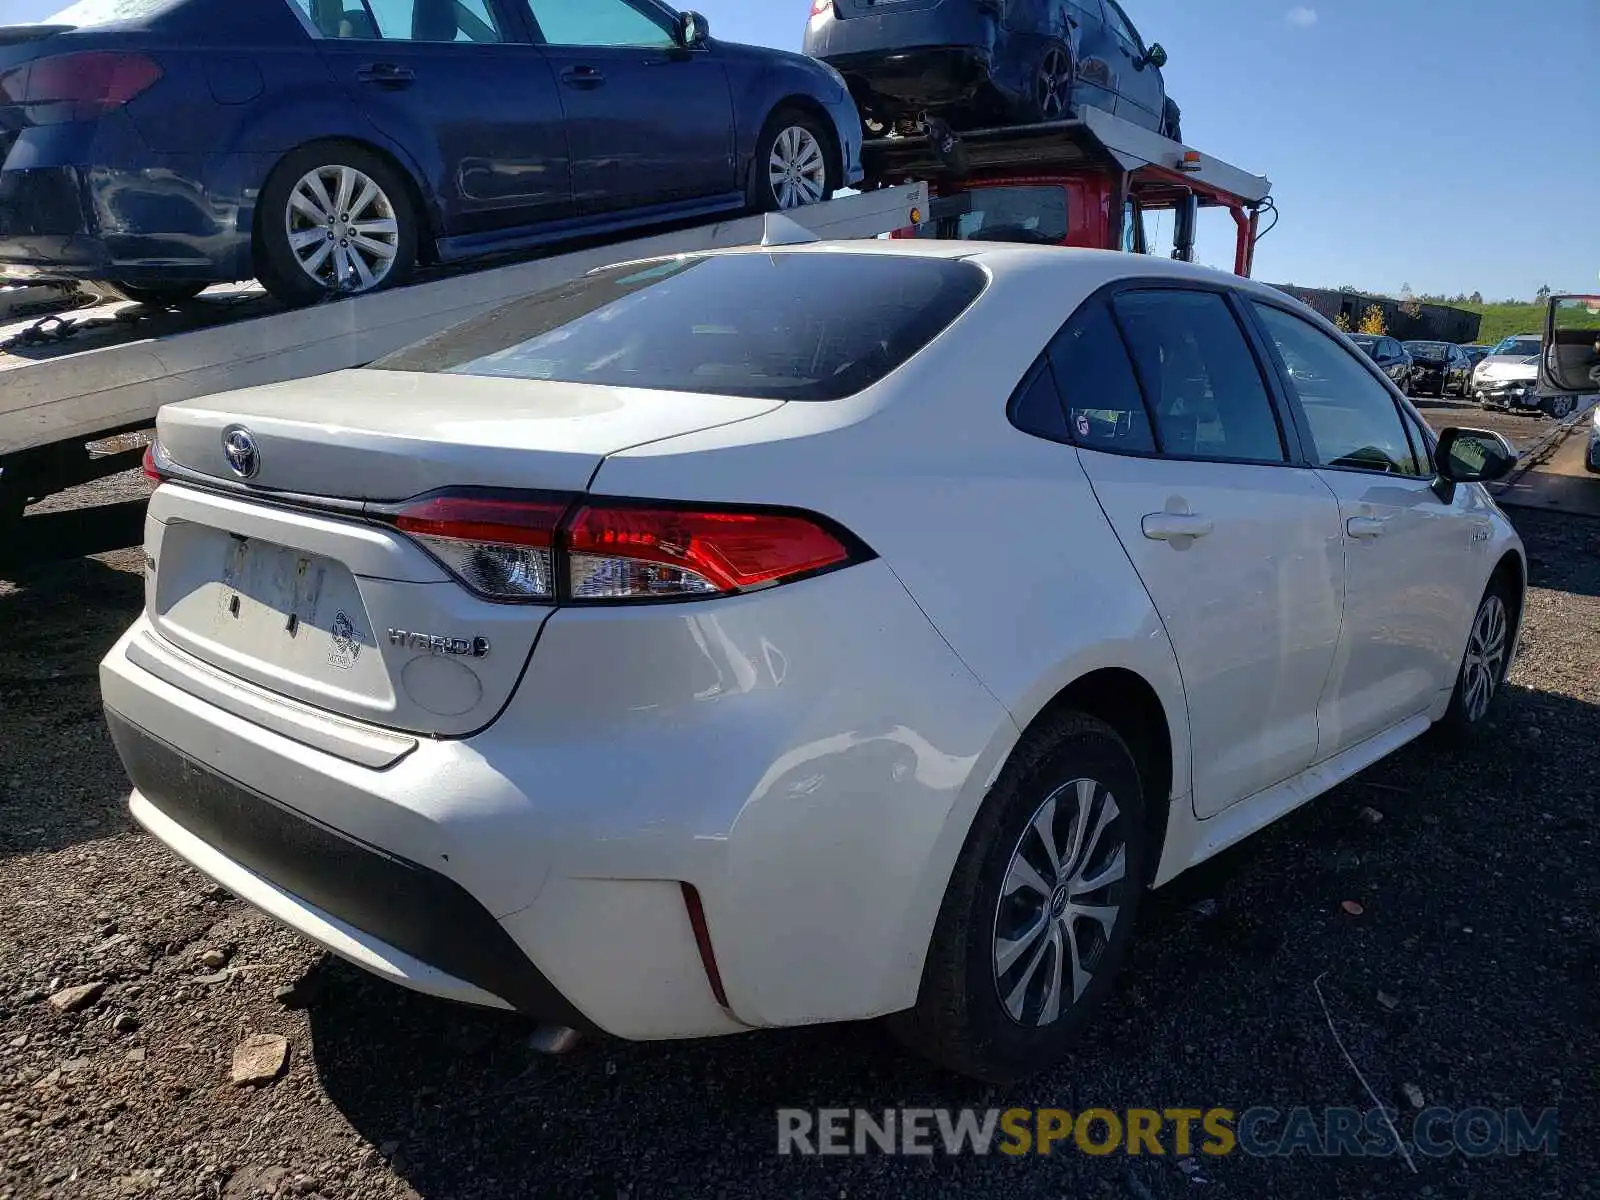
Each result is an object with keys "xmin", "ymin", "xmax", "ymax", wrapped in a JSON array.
[{"xmin": 527, "ymin": 1024, "xmax": 583, "ymax": 1055}]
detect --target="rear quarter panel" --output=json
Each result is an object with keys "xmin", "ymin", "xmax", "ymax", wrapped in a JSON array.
[{"xmin": 591, "ymin": 250, "xmax": 1195, "ymax": 999}]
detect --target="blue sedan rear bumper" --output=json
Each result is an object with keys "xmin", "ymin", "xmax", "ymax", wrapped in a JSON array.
[{"xmin": 0, "ymin": 118, "xmax": 263, "ymax": 285}]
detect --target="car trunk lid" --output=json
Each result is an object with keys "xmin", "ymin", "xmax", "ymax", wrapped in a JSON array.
[{"xmin": 147, "ymin": 371, "xmax": 783, "ymax": 736}]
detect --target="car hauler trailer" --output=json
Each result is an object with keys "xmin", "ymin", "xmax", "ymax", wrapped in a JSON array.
[
  {"xmin": 0, "ymin": 108, "xmax": 1272, "ymax": 554},
  {"xmin": 0, "ymin": 183, "xmax": 930, "ymax": 544},
  {"xmin": 863, "ymin": 106, "xmax": 1274, "ymax": 278}
]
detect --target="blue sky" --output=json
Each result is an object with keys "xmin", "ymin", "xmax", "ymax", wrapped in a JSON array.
[{"xmin": 7, "ymin": 0, "xmax": 1596, "ymax": 299}]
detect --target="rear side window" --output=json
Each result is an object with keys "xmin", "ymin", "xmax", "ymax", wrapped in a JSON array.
[
  {"xmin": 1112, "ymin": 290, "xmax": 1287, "ymax": 463},
  {"xmin": 371, "ymin": 252, "xmax": 988, "ymax": 401},
  {"xmin": 293, "ymin": 0, "xmax": 504, "ymax": 41},
  {"xmin": 1045, "ymin": 299, "xmax": 1155, "ymax": 453}
]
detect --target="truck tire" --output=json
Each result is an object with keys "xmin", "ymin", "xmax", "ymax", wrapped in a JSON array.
[{"xmin": 255, "ymin": 142, "xmax": 419, "ymax": 307}]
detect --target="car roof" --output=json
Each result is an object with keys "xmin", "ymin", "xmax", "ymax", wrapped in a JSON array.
[{"xmin": 612, "ymin": 238, "xmax": 1314, "ymax": 307}]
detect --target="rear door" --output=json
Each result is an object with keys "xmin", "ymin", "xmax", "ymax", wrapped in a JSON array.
[
  {"xmin": 1054, "ymin": 287, "xmax": 1346, "ymax": 818},
  {"xmin": 307, "ymin": 0, "xmax": 574, "ymax": 234},
  {"xmin": 1247, "ymin": 300, "xmax": 1481, "ymax": 753},
  {"xmin": 522, "ymin": 0, "xmax": 736, "ymax": 213},
  {"xmin": 1097, "ymin": 0, "xmax": 1161, "ymax": 127}
]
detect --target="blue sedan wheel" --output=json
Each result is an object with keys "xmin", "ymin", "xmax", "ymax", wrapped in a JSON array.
[
  {"xmin": 750, "ymin": 109, "xmax": 833, "ymax": 213},
  {"xmin": 256, "ymin": 142, "xmax": 419, "ymax": 307}
]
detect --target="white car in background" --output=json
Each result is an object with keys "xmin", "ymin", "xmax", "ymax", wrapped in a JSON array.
[
  {"xmin": 1473, "ymin": 334, "xmax": 1543, "ymax": 410},
  {"xmin": 102, "ymin": 242, "xmax": 1526, "ymax": 1083}
]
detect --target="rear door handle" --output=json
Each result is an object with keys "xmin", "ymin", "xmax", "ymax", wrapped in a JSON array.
[
  {"xmin": 1141, "ymin": 513, "xmax": 1214, "ymax": 542},
  {"xmin": 356, "ymin": 63, "xmax": 415, "ymax": 86},
  {"xmin": 1346, "ymin": 516, "xmax": 1388, "ymax": 539},
  {"xmin": 560, "ymin": 65, "xmax": 606, "ymax": 88}
]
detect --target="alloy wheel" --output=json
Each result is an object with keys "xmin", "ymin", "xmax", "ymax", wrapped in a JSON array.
[
  {"xmin": 767, "ymin": 126, "xmax": 828, "ymax": 211},
  {"xmin": 1035, "ymin": 48, "xmax": 1073, "ymax": 119},
  {"xmin": 285, "ymin": 164, "xmax": 401, "ymax": 294},
  {"xmin": 991, "ymin": 777, "xmax": 1126, "ymax": 1026},
  {"xmin": 1462, "ymin": 594, "xmax": 1508, "ymax": 722}
]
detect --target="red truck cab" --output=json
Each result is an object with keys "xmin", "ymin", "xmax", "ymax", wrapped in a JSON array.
[{"xmin": 872, "ymin": 110, "xmax": 1273, "ymax": 278}]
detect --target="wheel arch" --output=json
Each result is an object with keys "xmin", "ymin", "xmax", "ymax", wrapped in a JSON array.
[
  {"xmin": 1488, "ymin": 547, "xmax": 1526, "ymax": 674},
  {"xmin": 251, "ymin": 136, "xmax": 438, "ymax": 267},
  {"xmin": 1015, "ymin": 667, "xmax": 1175, "ymax": 888},
  {"xmin": 759, "ymin": 94, "xmax": 844, "ymax": 193}
]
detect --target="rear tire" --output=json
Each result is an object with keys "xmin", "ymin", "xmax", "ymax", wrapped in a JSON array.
[
  {"xmin": 887, "ymin": 711, "xmax": 1148, "ymax": 1083},
  {"xmin": 748, "ymin": 108, "xmax": 834, "ymax": 213},
  {"xmin": 254, "ymin": 142, "xmax": 419, "ymax": 307},
  {"xmin": 103, "ymin": 280, "xmax": 209, "ymax": 307},
  {"xmin": 1436, "ymin": 582, "xmax": 1515, "ymax": 741},
  {"xmin": 1014, "ymin": 42, "xmax": 1074, "ymax": 123}
]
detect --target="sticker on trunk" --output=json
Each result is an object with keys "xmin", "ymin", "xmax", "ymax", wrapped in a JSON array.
[{"xmin": 329, "ymin": 611, "xmax": 364, "ymax": 670}]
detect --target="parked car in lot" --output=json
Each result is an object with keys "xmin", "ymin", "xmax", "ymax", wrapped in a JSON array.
[
  {"xmin": 0, "ymin": 0, "xmax": 863, "ymax": 306},
  {"xmin": 1589, "ymin": 403, "xmax": 1600, "ymax": 473},
  {"xmin": 803, "ymin": 0, "xmax": 1181, "ymax": 140},
  {"xmin": 1404, "ymin": 340, "xmax": 1473, "ymax": 398},
  {"xmin": 1461, "ymin": 343, "xmax": 1493, "ymax": 369},
  {"xmin": 107, "ymin": 245, "xmax": 1525, "ymax": 1083},
  {"xmin": 1348, "ymin": 333, "xmax": 1412, "ymax": 391},
  {"xmin": 1473, "ymin": 334, "xmax": 1543, "ymax": 409}
]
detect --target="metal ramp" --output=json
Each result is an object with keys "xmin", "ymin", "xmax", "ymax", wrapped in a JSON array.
[{"xmin": 0, "ymin": 184, "xmax": 929, "ymax": 463}]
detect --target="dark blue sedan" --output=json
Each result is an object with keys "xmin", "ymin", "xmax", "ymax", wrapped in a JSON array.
[
  {"xmin": 0, "ymin": 0, "xmax": 863, "ymax": 305},
  {"xmin": 803, "ymin": 0, "xmax": 1179, "ymax": 141}
]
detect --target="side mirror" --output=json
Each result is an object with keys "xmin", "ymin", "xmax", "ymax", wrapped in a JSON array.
[
  {"xmin": 1143, "ymin": 43, "xmax": 1168, "ymax": 69},
  {"xmin": 1538, "ymin": 293, "xmax": 1600, "ymax": 396},
  {"xmin": 1435, "ymin": 427, "xmax": 1517, "ymax": 488},
  {"xmin": 676, "ymin": 10, "xmax": 709, "ymax": 48}
]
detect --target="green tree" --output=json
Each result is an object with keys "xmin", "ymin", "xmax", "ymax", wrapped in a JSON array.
[{"xmin": 1535, "ymin": 284, "xmax": 1552, "ymax": 302}]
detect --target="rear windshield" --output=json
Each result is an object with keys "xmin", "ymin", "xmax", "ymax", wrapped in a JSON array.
[
  {"xmin": 913, "ymin": 185, "xmax": 1069, "ymax": 245},
  {"xmin": 40, "ymin": 0, "xmax": 179, "ymax": 26},
  {"xmin": 371, "ymin": 252, "xmax": 988, "ymax": 401},
  {"xmin": 1405, "ymin": 341, "xmax": 1449, "ymax": 357}
]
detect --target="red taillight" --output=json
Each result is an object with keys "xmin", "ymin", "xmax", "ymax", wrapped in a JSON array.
[
  {"xmin": 142, "ymin": 440, "xmax": 169, "ymax": 482},
  {"xmin": 380, "ymin": 490, "xmax": 862, "ymax": 604},
  {"xmin": 0, "ymin": 52, "xmax": 163, "ymax": 123},
  {"xmin": 566, "ymin": 503, "xmax": 850, "ymax": 599},
  {"xmin": 391, "ymin": 492, "xmax": 567, "ymax": 602}
]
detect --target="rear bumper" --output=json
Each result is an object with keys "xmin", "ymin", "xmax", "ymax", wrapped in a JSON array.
[
  {"xmin": 822, "ymin": 46, "xmax": 998, "ymax": 112},
  {"xmin": 99, "ymin": 558, "xmax": 1010, "ymax": 1040},
  {"xmin": 109, "ymin": 710, "xmax": 588, "ymax": 1026},
  {"xmin": 0, "ymin": 133, "xmax": 259, "ymax": 283}
]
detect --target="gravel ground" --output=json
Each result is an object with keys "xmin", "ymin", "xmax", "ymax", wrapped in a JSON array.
[{"xmin": 1, "ymin": 458, "xmax": 1596, "ymax": 1199}]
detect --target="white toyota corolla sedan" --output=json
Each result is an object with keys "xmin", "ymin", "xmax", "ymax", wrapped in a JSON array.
[{"xmin": 102, "ymin": 241, "xmax": 1525, "ymax": 1083}]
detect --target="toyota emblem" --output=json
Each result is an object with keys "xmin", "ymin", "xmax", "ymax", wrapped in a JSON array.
[{"xmin": 222, "ymin": 426, "xmax": 260, "ymax": 480}]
